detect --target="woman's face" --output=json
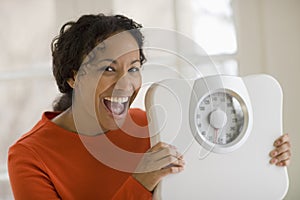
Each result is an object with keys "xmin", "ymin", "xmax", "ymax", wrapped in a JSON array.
[{"xmin": 75, "ymin": 32, "xmax": 142, "ymax": 132}]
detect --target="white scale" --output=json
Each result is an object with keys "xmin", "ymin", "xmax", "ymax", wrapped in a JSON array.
[{"xmin": 145, "ymin": 74, "xmax": 289, "ymax": 200}]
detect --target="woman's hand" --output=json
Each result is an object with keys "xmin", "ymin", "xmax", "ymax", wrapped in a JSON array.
[
  {"xmin": 269, "ymin": 133, "xmax": 291, "ymax": 166},
  {"xmin": 132, "ymin": 142, "xmax": 185, "ymax": 192}
]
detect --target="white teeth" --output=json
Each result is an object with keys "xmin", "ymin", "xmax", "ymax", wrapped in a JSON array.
[{"xmin": 104, "ymin": 96, "xmax": 129, "ymax": 103}]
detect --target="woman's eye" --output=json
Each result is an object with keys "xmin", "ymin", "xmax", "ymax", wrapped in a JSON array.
[
  {"xmin": 99, "ymin": 66, "xmax": 115, "ymax": 72},
  {"xmin": 128, "ymin": 67, "xmax": 140, "ymax": 72},
  {"xmin": 106, "ymin": 66, "xmax": 114, "ymax": 72}
]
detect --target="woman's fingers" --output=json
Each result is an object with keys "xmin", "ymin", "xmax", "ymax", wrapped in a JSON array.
[
  {"xmin": 269, "ymin": 133, "xmax": 291, "ymax": 166},
  {"xmin": 276, "ymin": 151, "xmax": 292, "ymax": 162},
  {"xmin": 135, "ymin": 162, "xmax": 184, "ymax": 191},
  {"xmin": 148, "ymin": 142, "xmax": 183, "ymax": 168},
  {"xmin": 152, "ymin": 161, "xmax": 185, "ymax": 181},
  {"xmin": 273, "ymin": 133, "xmax": 290, "ymax": 147},
  {"xmin": 269, "ymin": 142, "xmax": 291, "ymax": 157},
  {"xmin": 152, "ymin": 146, "xmax": 182, "ymax": 160},
  {"xmin": 276, "ymin": 159, "xmax": 291, "ymax": 167},
  {"xmin": 136, "ymin": 142, "xmax": 184, "ymax": 173},
  {"xmin": 148, "ymin": 142, "xmax": 170, "ymax": 152},
  {"xmin": 156, "ymin": 155, "xmax": 185, "ymax": 169},
  {"xmin": 132, "ymin": 143, "xmax": 185, "ymax": 192},
  {"xmin": 270, "ymin": 151, "xmax": 291, "ymax": 163},
  {"xmin": 159, "ymin": 164, "xmax": 185, "ymax": 176}
]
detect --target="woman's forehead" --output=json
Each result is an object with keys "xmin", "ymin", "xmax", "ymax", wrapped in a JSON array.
[
  {"xmin": 81, "ymin": 31, "xmax": 140, "ymax": 67},
  {"xmin": 96, "ymin": 32, "xmax": 139, "ymax": 59}
]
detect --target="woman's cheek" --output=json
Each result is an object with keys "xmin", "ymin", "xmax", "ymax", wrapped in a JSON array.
[
  {"xmin": 132, "ymin": 73, "xmax": 142, "ymax": 89},
  {"xmin": 96, "ymin": 76, "xmax": 116, "ymax": 95}
]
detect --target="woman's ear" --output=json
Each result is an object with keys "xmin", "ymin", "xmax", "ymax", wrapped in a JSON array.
[
  {"xmin": 67, "ymin": 78, "xmax": 75, "ymax": 89},
  {"xmin": 67, "ymin": 71, "xmax": 77, "ymax": 89}
]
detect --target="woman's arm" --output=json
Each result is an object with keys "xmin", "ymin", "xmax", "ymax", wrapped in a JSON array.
[
  {"xmin": 8, "ymin": 144, "xmax": 61, "ymax": 200},
  {"xmin": 112, "ymin": 141, "xmax": 185, "ymax": 200},
  {"xmin": 112, "ymin": 176, "xmax": 152, "ymax": 200}
]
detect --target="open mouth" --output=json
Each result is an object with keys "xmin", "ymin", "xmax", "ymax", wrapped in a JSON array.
[{"xmin": 103, "ymin": 96, "xmax": 130, "ymax": 116}]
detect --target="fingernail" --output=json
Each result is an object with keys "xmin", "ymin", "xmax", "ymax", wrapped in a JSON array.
[
  {"xmin": 272, "ymin": 151, "xmax": 278, "ymax": 156},
  {"xmin": 270, "ymin": 158, "xmax": 277, "ymax": 164}
]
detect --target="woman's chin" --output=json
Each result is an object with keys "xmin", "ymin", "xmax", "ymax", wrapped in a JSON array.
[
  {"xmin": 102, "ymin": 120, "xmax": 125, "ymax": 131},
  {"xmin": 97, "ymin": 112, "xmax": 129, "ymax": 132}
]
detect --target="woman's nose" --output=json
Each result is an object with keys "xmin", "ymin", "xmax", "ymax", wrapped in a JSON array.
[{"xmin": 114, "ymin": 74, "xmax": 134, "ymax": 91}]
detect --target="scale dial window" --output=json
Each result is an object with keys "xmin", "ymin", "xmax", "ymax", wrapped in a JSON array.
[{"xmin": 194, "ymin": 90, "xmax": 248, "ymax": 149}]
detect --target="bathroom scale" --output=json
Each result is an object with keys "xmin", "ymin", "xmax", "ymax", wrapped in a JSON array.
[{"xmin": 145, "ymin": 74, "xmax": 289, "ymax": 200}]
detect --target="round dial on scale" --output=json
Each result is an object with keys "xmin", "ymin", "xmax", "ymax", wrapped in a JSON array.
[{"xmin": 195, "ymin": 90, "xmax": 246, "ymax": 146}]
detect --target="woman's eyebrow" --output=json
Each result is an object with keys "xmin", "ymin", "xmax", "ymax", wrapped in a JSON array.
[
  {"xmin": 98, "ymin": 58, "xmax": 116, "ymax": 64},
  {"xmin": 131, "ymin": 59, "xmax": 141, "ymax": 65},
  {"xmin": 98, "ymin": 58, "xmax": 141, "ymax": 65}
]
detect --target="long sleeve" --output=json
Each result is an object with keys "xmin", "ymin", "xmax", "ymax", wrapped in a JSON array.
[
  {"xmin": 8, "ymin": 110, "xmax": 152, "ymax": 199},
  {"xmin": 112, "ymin": 176, "xmax": 152, "ymax": 200},
  {"xmin": 8, "ymin": 143, "xmax": 61, "ymax": 200}
]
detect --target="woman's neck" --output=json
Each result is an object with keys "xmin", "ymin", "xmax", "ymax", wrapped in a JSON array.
[
  {"xmin": 51, "ymin": 107, "xmax": 78, "ymax": 133},
  {"xmin": 51, "ymin": 107, "xmax": 110, "ymax": 135}
]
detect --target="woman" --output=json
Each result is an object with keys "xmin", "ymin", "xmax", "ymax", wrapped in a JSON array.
[{"xmin": 8, "ymin": 14, "xmax": 291, "ymax": 200}]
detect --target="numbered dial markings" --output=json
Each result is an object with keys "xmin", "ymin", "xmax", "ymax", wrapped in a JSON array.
[{"xmin": 195, "ymin": 91, "xmax": 244, "ymax": 145}]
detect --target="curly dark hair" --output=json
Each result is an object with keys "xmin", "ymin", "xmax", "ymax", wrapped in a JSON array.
[{"xmin": 51, "ymin": 14, "xmax": 145, "ymax": 111}]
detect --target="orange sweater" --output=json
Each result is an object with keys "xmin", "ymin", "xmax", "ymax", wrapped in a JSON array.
[{"xmin": 8, "ymin": 109, "xmax": 152, "ymax": 200}]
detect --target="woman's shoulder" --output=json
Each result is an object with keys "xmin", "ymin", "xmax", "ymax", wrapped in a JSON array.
[
  {"xmin": 129, "ymin": 108, "xmax": 148, "ymax": 126},
  {"xmin": 129, "ymin": 108, "xmax": 146, "ymax": 115},
  {"xmin": 9, "ymin": 112, "xmax": 73, "ymax": 152}
]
